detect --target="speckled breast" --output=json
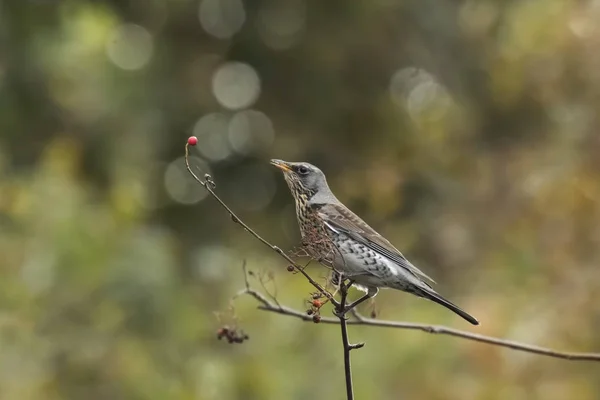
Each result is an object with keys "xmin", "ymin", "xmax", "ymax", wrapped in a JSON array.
[{"xmin": 296, "ymin": 201, "xmax": 336, "ymax": 264}]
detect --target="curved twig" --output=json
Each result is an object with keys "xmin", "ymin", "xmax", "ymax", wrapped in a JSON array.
[{"xmin": 184, "ymin": 143, "xmax": 339, "ymax": 308}]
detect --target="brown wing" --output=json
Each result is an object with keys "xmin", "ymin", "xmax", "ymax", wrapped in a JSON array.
[{"xmin": 317, "ymin": 203, "xmax": 436, "ymax": 284}]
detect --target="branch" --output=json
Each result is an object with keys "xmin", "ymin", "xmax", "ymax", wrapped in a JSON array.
[
  {"xmin": 337, "ymin": 281, "xmax": 364, "ymax": 400},
  {"xmin": 184, "ymin": 142, "xmax": 339, "ymax": 308},
  {"xmin": 237, "ymin": 270, "xmax": 364, "ymax": 398},
  {"xmin": 237, "ymin": 286, "xmax": 600, "ymax": 362}
]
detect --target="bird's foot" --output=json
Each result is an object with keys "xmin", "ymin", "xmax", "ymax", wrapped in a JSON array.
[
  {"xmin": 332, "ymin": 307, "xmax": 350, "ymax": 319},
  {"xmin": 333, "ymin": 305, "xmax": 358, "ymax": 318}
]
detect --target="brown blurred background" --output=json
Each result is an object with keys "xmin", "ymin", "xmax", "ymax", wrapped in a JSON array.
[{"xmin": 1, "ymin": 0, "xmax": 600, "ymax": 399}]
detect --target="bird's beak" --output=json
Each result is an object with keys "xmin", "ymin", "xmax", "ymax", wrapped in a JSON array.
[{"xmin": 270, "ymin": 159, "xmax": 292, "ymax": 172}]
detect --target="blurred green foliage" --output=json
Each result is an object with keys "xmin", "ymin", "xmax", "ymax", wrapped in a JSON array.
[{"xmin": 1, "ymin": 0, "xmax": 600, "ymax": 399}]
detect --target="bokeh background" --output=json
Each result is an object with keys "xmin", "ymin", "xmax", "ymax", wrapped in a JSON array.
[{"xmin": 2, "ymin": 0, "xmax": 600, "ymax": 399}]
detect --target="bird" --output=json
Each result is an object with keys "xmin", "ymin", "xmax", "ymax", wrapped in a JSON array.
[{"xmin": 270, "ymin": 159, "xmax": 479, "ymax": 325}]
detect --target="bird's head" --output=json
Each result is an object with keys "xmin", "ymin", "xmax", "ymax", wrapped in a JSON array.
[{"xmin": 270, "ymin": 159, "xmax": 329, "ymax": 201}]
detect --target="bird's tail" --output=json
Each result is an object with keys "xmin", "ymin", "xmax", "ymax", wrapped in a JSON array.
[{"xmin": 416, "ymin": 287, "xmax": 479, "ymax": 325}]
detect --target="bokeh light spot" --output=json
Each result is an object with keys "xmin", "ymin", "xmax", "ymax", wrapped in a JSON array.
[
  {"xmin": 257, "ymin": 0, "xmax": 306, "ymax": 50},
  {"xmin": 212, "ymin": 62, "xmax": 261, "ymax": 110},
  {"xmin": 164, "ymin": 156, "xmax": 210, "ymax": 204},
  {"xmin": 389, "ymin": 67, "xmax": 433, "ymax": 105},
  {"xmin": 192, "ymin": 245, "xmax": 234, "ymax": 282},
  {"xmin": 390, "ymin": 67, "xmax": 453, "ymax": 122},
  {"xmin": 228, "ymin": 109, "xmax": 275, "ymax": 155},
  {"xmin": 192, "ymin": 113, "xmax": 232, "ymax": 162},
  {"xmin": 106, "ymin": 24, "xmax": 153, "ymax": 71},
  {"xmin": 199, "ymin": 0, "xmax": 246, "ymax": 39}
]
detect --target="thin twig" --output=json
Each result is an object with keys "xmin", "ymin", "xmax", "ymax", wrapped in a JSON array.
[
  {"xmin": 257, "ymin": 270, "xmax": 281, "ymax": 308},
  {"xmin": 184, "ymin": 144, "xmax": 339, "ymax": 308},
  {"xmin": 241, "ymin": 260, "xmax": 251, "ymax": 291},
  {"xmin": 236, "ymin": 286, "xmax": 600, "ymax": 362}
]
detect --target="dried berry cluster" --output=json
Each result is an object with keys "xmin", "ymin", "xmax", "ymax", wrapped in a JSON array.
[
  {"xmin": 217, "ymin": 326, "xmax": 249, "ymax": 344},
  {"xmin": 306, "ymin": 292, "xmax": 324, "ymax": 323}
]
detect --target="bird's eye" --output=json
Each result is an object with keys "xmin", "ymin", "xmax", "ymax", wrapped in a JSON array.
[{"xmin": 297, "ymin": 166, "xmax": 309, "ymax": 175}]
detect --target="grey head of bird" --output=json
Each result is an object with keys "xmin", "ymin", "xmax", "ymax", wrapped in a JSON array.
[{"xmin": 270, "ymin": 159, "xmax": 336, "ymax": 204}]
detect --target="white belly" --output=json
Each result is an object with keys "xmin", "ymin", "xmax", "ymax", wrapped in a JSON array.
[{"xmin": 329, "ymin": 232, "xmax": 417, "ymax": 295}]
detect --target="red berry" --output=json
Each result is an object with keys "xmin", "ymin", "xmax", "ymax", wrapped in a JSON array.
[
  {"xmin": 187, "ymin": 136, "xmax": 198, "ymax": 146},
  {"xmin": 312, "ymin": 300, "xmax": 322, "ymax": 308}
]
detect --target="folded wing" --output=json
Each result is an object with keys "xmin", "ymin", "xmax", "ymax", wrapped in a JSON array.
[{"xmin": 316, "ymin": 203, "xmax": 436, "ymax": 285}]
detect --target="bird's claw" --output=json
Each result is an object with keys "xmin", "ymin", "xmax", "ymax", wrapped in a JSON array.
[{"xmin": 333, "ymin": 307, "xmax": 351, "ymax": 319}]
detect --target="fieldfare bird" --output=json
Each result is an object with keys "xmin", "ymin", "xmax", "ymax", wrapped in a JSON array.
[{"xmin": 271, "ymin": 159, "xmax": 479, "ymax": 325}]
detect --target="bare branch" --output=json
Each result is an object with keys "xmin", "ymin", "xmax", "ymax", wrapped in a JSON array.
[
  {"xmin": 257, "ymin": 270, "xmax": 281, "ymax": 308},
  {"xmin": 184, "ymin": 143, "xmax": 339, "ymax": 308},
  {"xmin": 235, "ymin": 286, "xmax": 600, "ymax": 362}
]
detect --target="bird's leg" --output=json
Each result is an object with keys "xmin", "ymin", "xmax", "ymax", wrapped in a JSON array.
[
  {"xmin": 332, "ymin": 278, "xmax": 368, "ymax": 318},
  {"xmin": 342, "ymin": 294, "xmax": 371, "ymax": 313},
  {"xmin": 341, "ymin": 287, "xmax": 379, "ymax": 315},
  {"xmin": 332, "ymin": 276, "xmax": 354, "ymax": 318}
]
